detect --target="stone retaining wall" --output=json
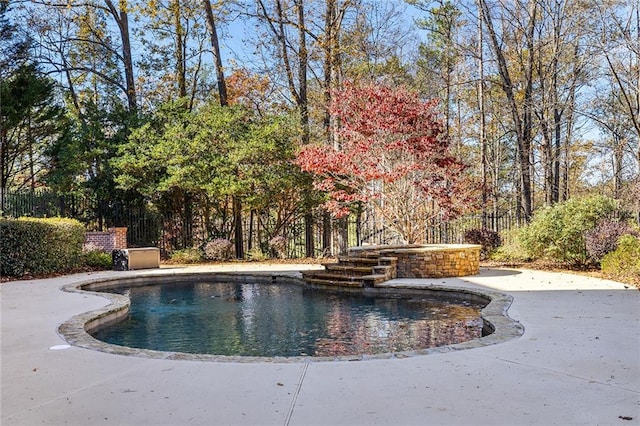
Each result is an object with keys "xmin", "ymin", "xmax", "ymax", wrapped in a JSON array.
[{"xmin": 349, "ymin": 244, "xmax": 481, "ymax": 278}]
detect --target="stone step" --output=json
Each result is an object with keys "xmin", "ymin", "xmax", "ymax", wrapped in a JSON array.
[
  {"xmin": 303, "ymin": 271, "xmax": 388, "ymax": 288},
  {"xmin": 336, "ymin": 256, "xmax": 379, "ymax": 266},
  {"xmin": 302, "ymin": 251, "xmax": 397, "ymax": 288},
  {"xmin": 324, "ymin": 265, "xmax": 373, "ymax": 275},
  {"xmin": 378, "ymin": 256, "xmax": 398, "ymax": 265},
  {"xmin": 347, "ymin": 250, "xmax": 381, "ymax": 258},
  {"xmin": 303, "ymin": 277, "xmax": 365, "ymax": 288},
  {"xmin": 361, "ymin": 274, "xmax": 389, "ymax": 287},
  {"xmin": 301, "ymin": 271, "xmax": 363, "ymax": 282},
  {"xmin": 372, "ymin": 265, "xmax": 393, "ymax": 275}
]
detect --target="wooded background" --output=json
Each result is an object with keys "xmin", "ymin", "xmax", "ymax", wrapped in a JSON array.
[{"xmin": 1, "ymin": 0, "xmax": 639, "ymax": 256}]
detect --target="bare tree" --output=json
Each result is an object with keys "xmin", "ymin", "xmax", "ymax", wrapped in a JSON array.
[
  {"xmin": 479, "ymin": 0, "xmax": 537, "ymax": 220},
  {"xmin": 532, "ymin": 0, "xmax": 589, "ymax": 205},
  {"xmin": 25, "ymin": 0, "xmax": 138, "ymax": 112},
  {"xmin": 593, "ymin": 0, "xmax": 640, "ymax": 178}
]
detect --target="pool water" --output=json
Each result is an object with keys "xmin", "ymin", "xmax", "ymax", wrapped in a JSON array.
[{"xmin": 91, "ymin": 281, "xmax": 485, "ymax": 358}]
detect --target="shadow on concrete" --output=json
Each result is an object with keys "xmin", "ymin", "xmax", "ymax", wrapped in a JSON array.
[{"xmin": 477, "ymin": 267, "xmax": 523, "ymax": 278}]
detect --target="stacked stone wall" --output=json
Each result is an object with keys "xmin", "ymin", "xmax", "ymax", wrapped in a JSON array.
[
  {"xmin": 350, "ymin": 244, "xmax": 481, "ymax": 278},
  {"xmin": 393, "ymin": 246, "xmax": 480, "ymax": 278}
]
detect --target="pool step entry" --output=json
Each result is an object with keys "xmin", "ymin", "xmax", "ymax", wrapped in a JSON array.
[{"xmin": 302, "ymin": 252, "xmax": 397, "ymax": 288}]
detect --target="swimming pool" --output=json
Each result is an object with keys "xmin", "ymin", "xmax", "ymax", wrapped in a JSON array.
[
  {"xmin": 58, "ymin": 272, "xmax": 523, "ymax": 362},
  {"xmin": 90, "ymin": 279, "xmax": 485, "ymax": 357}
]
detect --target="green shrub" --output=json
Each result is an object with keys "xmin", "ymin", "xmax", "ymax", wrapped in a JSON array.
[
  {"xmin": 490, "ymin": 227, "xmax": 531, "ymax": 262},
  {"xmin": 518, "ymin": 195, "xmax": 619, "ymax": 265},
  {"xmin": 83, "ymin": 250, "xmax": 113, "ymax": 269},
  {"xmin": 601, "ymin": 235, "xmax": 640, "ymax": 285},
  {"xmin": 168, "ymin": 247, "xmax": 204, "ymax": 264},
  {"xmin": 0, "ymin": 217, "xmax": 85, "ymax": 277}
]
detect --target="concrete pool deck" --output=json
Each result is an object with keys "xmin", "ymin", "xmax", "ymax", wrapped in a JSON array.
[{"xmin": 1, "ymin": 264, "xmax": 639, "ymax": 425}]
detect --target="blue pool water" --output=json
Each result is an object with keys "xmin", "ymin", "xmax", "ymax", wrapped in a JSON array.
[{"xmin": 91, "ymin": 280, "xmax": 485, "ymax": 357}]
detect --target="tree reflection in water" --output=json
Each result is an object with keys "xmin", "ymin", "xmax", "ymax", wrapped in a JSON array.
[{"xmin": 315, "ymin": 298, "xmax": 482, "ymax": 357}]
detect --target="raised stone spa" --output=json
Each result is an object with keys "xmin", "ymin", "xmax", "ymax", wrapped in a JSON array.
[
  {"xmin": 354, "ymin": 244, "xmax": 482, "ymax": 278},
  {"xmin": 302, "ymin": 244, "xmax": 482, "ymax": 287}
]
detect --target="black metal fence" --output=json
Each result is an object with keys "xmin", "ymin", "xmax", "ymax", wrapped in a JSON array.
[
  {"xmin": 0, "ymin": 189, "xmax": 158, "ymax": 243},
  {"xmin": 0, "ymin": 190, "xmax": 90, "ymax": 219},
  {"xmin": 1, "ymin": 189, "xmax": 519, "ymax": 257}
]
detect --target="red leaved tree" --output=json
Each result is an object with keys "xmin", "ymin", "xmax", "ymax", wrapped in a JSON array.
[{"xmin": 296, "ymin": 82, "xmax": 479, "ymax": 244}]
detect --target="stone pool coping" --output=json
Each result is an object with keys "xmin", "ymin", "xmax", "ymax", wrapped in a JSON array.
[
  {"xmin": 57, "ymin": 271, "xmax": 524, "ymax": 363},
  {"xmin": 2, "ymin": 264, "xmax": 638, "ymax": 425}
]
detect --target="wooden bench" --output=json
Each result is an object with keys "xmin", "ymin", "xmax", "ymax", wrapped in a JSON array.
[{"xmin": 112, "ymin": 248, "xmax": 160, "ymax": 271}]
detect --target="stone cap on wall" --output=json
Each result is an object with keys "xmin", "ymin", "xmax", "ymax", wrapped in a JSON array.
[{"xmin": 349, "ymin": 243, "xmax": 482, "ymax": 254}]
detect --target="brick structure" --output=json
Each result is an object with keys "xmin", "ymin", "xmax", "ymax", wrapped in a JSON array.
[
  {"xmin": 349, "ymin": 244, "xmax": 481, "ymax": 279},
  {"xmin": 84, "ymin": 227, "xmax": 128, "ymax": 252}
]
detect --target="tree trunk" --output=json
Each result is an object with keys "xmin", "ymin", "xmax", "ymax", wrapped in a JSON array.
[
  {"xmin": 304, "ymin": 212, "xmax": 314, "ymax": 258},
  {"xmin": 203, "ymin": 0, "xmax": 228, "ymax": 106},
  {"xmin": 104, "ymin": 0, "xmax": 137, "ymax": 112},
  {"xmin": 173, "ymin": 0, "xmax": 187, "ymax": 98},
  {"xmin": 614, "ymin": 134, "xmax": 624, "ymax": 198},
  {"xmin": 323, "ymin": 0, "xmax": 334, "ymax": 145},
  {"xmin": 183, "ymin": 192, "xmax": 193, "ymax": 248},
  {"xmin": 248, "ymin": 209, "xmax": 255, "ymax": 252},
  {"xmin": 297, "ymin": 0, "xmax": 316, "ymax": 258},
  {"xmin": 539, "ymin": 116, "xmax": 554, "ymax": 204},
  {"xmin": 296, "ymin": 0, "xmax": 309, "ymax": 144},
  {"xmin": 28, "ymin": 114, "xmax": 35, "ymax": 190},
  {"xmin": 521, "ymin": 0, "xmax": 536, "ymax": 217},
  {"xmin": 203, "ymin": 0, "xmax": 236, "ymax": 255},
  {"xmin": 477, "ymin": 0, "xmax": 488, "ymax": 227},
  {"xmin": 0, "ymin": 125, "xmax": 7, "ymax": 190},
  {"xmin": 551, "ymin": 56, "xmax": 561, "ymax": 204},
  {"xmin": 337, "ymin": 216, "xmax": 348, "ymax": 255},
  {"xmin": 322, "ymin": 211, "xmax": 331, "ymax": 256},
  {"xmin": 636, "ymin": 2, "xmax": 640, "ymax": 170},
  {"xmin": 233, "ymin": 195, "xmax": 244, "ymax": 258}
]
